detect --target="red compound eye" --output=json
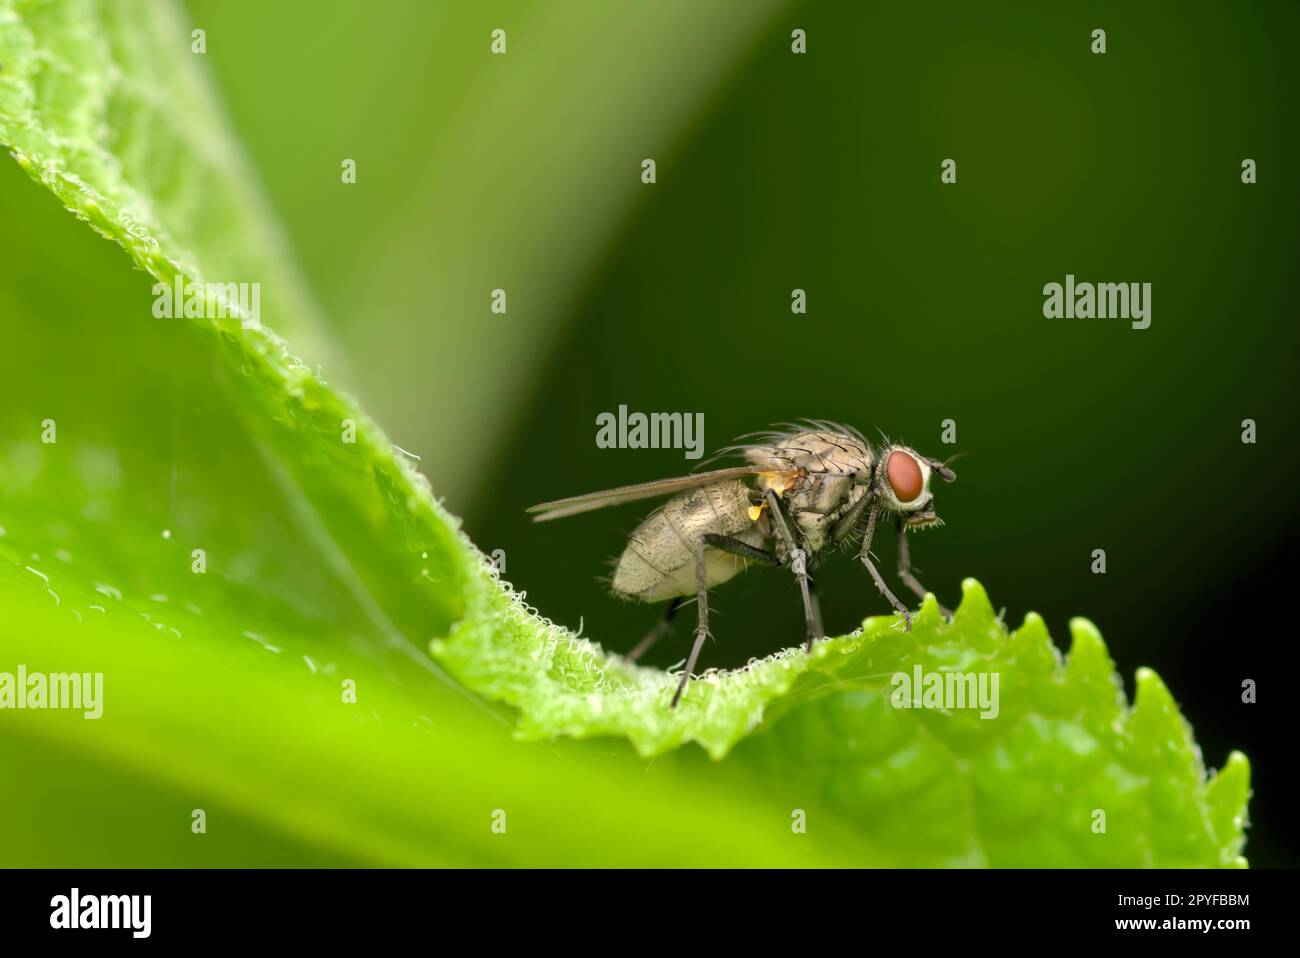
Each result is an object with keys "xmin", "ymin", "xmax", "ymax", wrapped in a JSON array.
[{"xmin": 887, "ymin": 451, "xmax": 923, "ymax": 503}]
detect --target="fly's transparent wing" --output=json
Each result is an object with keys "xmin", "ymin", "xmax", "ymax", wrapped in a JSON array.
[{"xmin": 527, "ymin": 466, "xmax": 769, "ymax": 522}]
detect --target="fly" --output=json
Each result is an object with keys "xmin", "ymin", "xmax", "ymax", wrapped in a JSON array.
[{"xmin": 527, "ymin": 422, "xmax": 957, "ymax": 707}]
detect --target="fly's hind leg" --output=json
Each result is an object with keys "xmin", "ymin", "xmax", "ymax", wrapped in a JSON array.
[
  {"xmin": 896, "ymin": 518, "xmax": 951, "ymax": 618},
  {"xmin": 699, "ymin": 531, "xmax": 823, "ymax": 651},
  {"xmin": 763, "ymin": 489, "xmax": 824, "ymax": 652},
  {"xmin": 699, "ymin": 533, "xmax": 780, "ymax": 567},
  {"xmin": 627, "ymin": 596, "xmax": 684, "ymax": 663},
  {"xmin": 671, "ymin": 543, "xmax": 712, "ymax": 708}
]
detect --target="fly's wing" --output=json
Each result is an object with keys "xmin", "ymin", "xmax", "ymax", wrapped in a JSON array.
[{"xmin": 527, "ymin": 466, "xmax": 771, "ymax": 522}]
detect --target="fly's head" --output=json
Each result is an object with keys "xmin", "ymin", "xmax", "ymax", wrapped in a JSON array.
[{"xmin": 874, "ymin": 445, "xmax": 957, "ymax": 530}]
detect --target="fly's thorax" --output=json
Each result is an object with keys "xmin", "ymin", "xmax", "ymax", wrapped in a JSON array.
[
  {"xmin": 744, "ymin": 429, "xmax": 872, "ymax": 556},
  {"xmin": 746, "ymin": 430, "xmax": 873, "ymax": 479},
  {"xmin": 790, "ymin": 476, "xmax": 866, "ymax": 553},
  {"xmin": 791, "ymin": 472, "xmax": 854, "ymax": 515}
]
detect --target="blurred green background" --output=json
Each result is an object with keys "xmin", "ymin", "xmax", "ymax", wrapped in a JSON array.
[{"xmin": 2, "ymin": 0, "xmax": 1295, "ymax": 864}]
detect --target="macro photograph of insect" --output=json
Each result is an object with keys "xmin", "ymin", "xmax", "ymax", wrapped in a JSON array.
[
  {"xmin": 529, "ymin": 425, "xmax": 958, "ymax": 706},
  {"xmin": 0, "ymin": 0, "xmax": 1296, "ymax": 939}
]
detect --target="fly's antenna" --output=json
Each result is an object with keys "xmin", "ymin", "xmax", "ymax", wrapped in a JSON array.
[{"xmin": 930, "ymin": 450, "xmax": 967, "ymax": 481}]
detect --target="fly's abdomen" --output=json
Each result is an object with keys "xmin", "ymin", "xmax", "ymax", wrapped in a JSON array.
[{"xmin": 610, "ymin": 480, "xmax": 766, "ymax": 602}]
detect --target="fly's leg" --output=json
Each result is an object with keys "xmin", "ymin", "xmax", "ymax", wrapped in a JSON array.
[
  {"xmin": 671, "ymin": 543, "xmax": 711, "ymax": 708},
  {"xmin": 627, "ymin": 596, "xmax": 684, "ymax": 663},
  {"xmin": 830, "ymin": 486, "xmax": 872, "ymax": 547},
  {"xmin": 806, "ymin": 576, "xmax": 824, "ymax": 651},
  {"xmin": 860, "ymin": 504, "xmax": 912, "ymax": 630},
  {"xmin": 764, "ymin": 489, "xmax": 823, "ymax": 651},
  {"xmin": 896, "ymin": 518, "xmax": 951, "ymax": 618},
  {"xmin": 699, "ymin": 533, "xmax": 780, "ymax": 567},
  {"xmin": 704, "ymin": 529, "xmax": 823, "ymax": 650},
  {"xmin": 666, "ymin": 535, "xmax": 777, "ymax": 697}
]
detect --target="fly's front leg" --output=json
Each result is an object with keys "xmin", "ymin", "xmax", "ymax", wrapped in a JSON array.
[
  {"xmin": 831, "ymin": 487, "xmax": 872, "ymax": 547},
  {"xmin": 671, "ymin": 543, "xmax": 711, "ymax": 708},
  {"xmin": 764, "ymin": 489, "xmax": 822, "ymax": 651},
  {"xmin": 896, "ymin": 518, "xmax": 951, "ymax": 618},
  {"xmin": 627, "ymin": 596, "xmax": 683, "ymax": 663},
  {"xmin": 860, "ymin": 504, "xmax": 912, "ymax": 630}
]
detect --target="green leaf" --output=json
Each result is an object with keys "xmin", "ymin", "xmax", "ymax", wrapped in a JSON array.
[
  {"xmin": 0, "ymin": 0, "xmax": 1249, "ymax": 868},
  {"xmin": 441, "ymin": 576, "xmax": 1251, "ymax": 866},
  {"xmin": 0, "ymin": 0, "xmax": 339, "ymax": 368}
]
